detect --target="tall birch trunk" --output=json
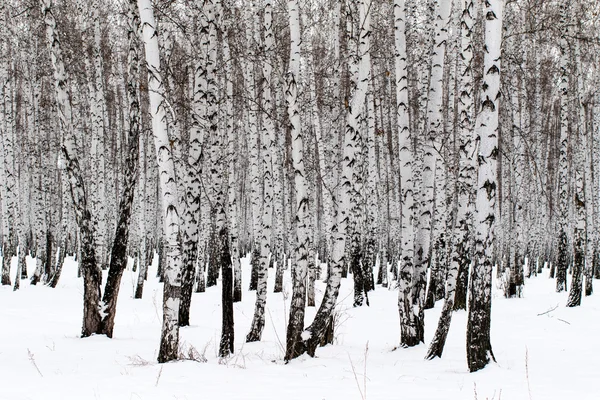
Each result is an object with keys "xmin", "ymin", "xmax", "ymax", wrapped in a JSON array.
[
  {"xmin": 222, "ymin": 8, "xmax": 241, "ymax": 303},
  {"xmin": 466, "ymin": 0, "xmax": 503, "ymax": 373},
  {"xmin": 555, "ymin": 2, "xmax": 570, "ymax": 293},
  {"xmin": 138, "ymin": 0, "xmax": 183, "ymax": 363},
  {"xmin": 294, "ymin": 2, "xmax": 348, "ymax": 358},
  {"xmin": 348, "ymin": 0, "xmax": 371, "ymax": 308},
  {"xmin": 247, "ymin": 0, "xmax": 275, "ymax": 342},
  {"xmin": 0, "ymin": 15, "xmax": 15, "ymax": 286},
  {"xmin": 428, "ymin": 0, "xmax": 452, "ymax": 307},
  {"xmin": 567, "ymin": 37, "xmax": 586, "ymax": 307},
  {"xmin": 426, "ymin": 0, "xmax": 476, "ymax": 360},
  {"xmin": 394, "ymin": 0, "xmax": 418, "ymax": 346},
  {"xmin": 92, "ymin": 10, "xmax": 108, "ymax": 271},
  {"xmin": 285, "ymin": 0, "xmax": 310, "ymax": 360},
  {"xmin": 244, "ymin": 3, "xmax": 262, "ymax": 293},
  {"xmin": 98, "ymin": 0, "xmax": 140, "ymax": 337},
  {"xmin": 41, "ymin": 0, "xmax": 102, "ymax": 337}
]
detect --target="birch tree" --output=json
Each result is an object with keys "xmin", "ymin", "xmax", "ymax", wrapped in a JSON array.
[
  {"xmin": 98, "ymin": 0, "xmax": 140, "ymax": 338},
  {"xmin": 555, "ymin": 1, "xmax": 570, "ymax": 293},
  {"xmin": 285, "ymin": 0, "xmax": 310, "ymax": 360},
  {"xmin": 348, "ymin": 0, "xmax": 371, "ymax": 308},
  {"xmin": 0, "ymin": 5, "xmax": 16, "ymax": 286},
  {"xmin": 294, "ymin": 1, "xmax": 347, "ymax": 358},
  {"xmin": 247, "ymin": 0, "xmax": 275, "ymax": 343},
  {"xmin": 138, "ymin": 0, "xmax": 183, "ymax": 363},
  {"xmin": 428, "ymin": 0, "xmax": 452, "ymax": 308},
  {"xmin": 567, "ymin": 32, "xmax": 587, "ymax": 307},
  {"xmin": 394, "ymin": 0, "xmax": 418, "ymax": 347},
  {"xmin": 426, "ymin": 0, "xmax": 476, "ymax": 360},
  {"xmin": 40, "ymin": 0, "xmax": 104, "ymax": 337},
  {"xmin": 466, "ymin": 0, "xmax": 503, "ymax": 373}
]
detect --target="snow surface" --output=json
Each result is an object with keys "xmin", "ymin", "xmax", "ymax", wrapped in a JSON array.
[{"xmin": 1, "ymin": 255, "xmax": 599, "ymax": 400}]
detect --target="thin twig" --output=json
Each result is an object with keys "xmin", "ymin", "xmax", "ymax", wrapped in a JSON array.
[
  {"xmin": 348, "ymin": 353, "xmax": 365, "ymax": 400},
  {"xmin": 28, "ymin": 349, "xmax": 43, "ymax": 378},
  {"xmin": 155, "ymin": 366, "xmax": 163, "ymax": 387},
  {"xmin": 363, "ymin": 342, "xmax": 369, "ymax": 400},
  {"xmin": 525, "ymin": 347, "xmax": 532, "ymax": 400},
  {"xmin": 266, "ymin": 307, "xmax": 285, "ymax": 357},
  {"xmin": 537, "ymin": 304, "xmax": 559, "ymax": 316}
]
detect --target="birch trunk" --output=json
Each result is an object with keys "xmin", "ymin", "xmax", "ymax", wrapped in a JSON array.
[
  {"xmin": 285, "ymin": 0, "xmax": 309, "ymax": 360},
  {"xmin": 138, "ymin": 0, "xmax": 183, "ymax": 363},
  {"xmin": 41, "ymin": 0, "xmax": 102, "ymax": 337},
  {"xmin": 247, "ymin": 0, "xmax": 275, "ymax": 342},
  {"xmin": 567, "ymin": 37, "xmax": 586, "ymax": 307},
  {"xmin": 0, "ymin": 18, "xmax": 15, "ymax": 286},
  {"xmin": 426, "ymin": 0, "xmax": 475, "ymax": 359},
  {"xmin": 394, "ymin": 0, "xmax": 418, "ymax": 345},
  {"xmin": 467, "ymin": 0, "xmax": 503, "ymax": 373},
  {"xmin": 222, "ymin": 10, "xmax": 241, "ymax": 303},
  {"xmin": 244, "ymin": 3, "xmax": 262, "ymax": 293},
  {"xmin": 555, "ymin": 2, "xmax": 570, "ymax": 293},
  {"xmin": 98, "ymin": 0, "xmax": 140, "ymax": 337},
  {"xmin": 348, "ymin": 0, "xmax": 371, "ymax": 308}
]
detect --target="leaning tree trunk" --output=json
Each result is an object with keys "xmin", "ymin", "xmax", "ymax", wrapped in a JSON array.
[
  {"xmin": 426, "ymin": 0, "xmax": 476, "ymax": 360},
  {"xmin": 138, "ymin": 0, "xmax": 183, "ymax": 363},
  {"xmin": 467, "ymin": 0, "xmax": 503, "ymax": 373},
  {"xmin": 41, "ymin": 0, "xmax": 102, "ymax": 338},
  {"xmin": 295, "ymin": 0, "xmax": 359, "ymax": 358},
  {"xmin": 411, "ymin": 0, "xmax": 451, "ymax": 347},
  {"xmin": 98, "ymin": 0, "xmax": 140, "ymax": 338}
]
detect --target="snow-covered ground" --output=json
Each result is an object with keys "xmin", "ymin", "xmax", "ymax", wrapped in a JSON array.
[{"xmin": 0, "ymin": 255, "xmax": 598, "ymax": 400}]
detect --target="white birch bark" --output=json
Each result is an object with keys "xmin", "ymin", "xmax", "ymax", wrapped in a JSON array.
[
  {"xmin": 178, "ymin": 19, "xmax": 203, "ymax": 316},
  {"xmin": 246, "ymin": 0, "xmax": 271, "ymax": 342},
  {"xmin": 243, "ymin": 2, "xmax": 262, "ymax": 294},
  {"xmin": 222, "ymin": 14, "xmax": 241, "ymax": 303},
  {"xmin": 593, "ymin": 99, "xmax": 600, "ymax": 281},
  {"xmin": 555, "ymin": 2, "xmax": 570, "ymax": 293},
  {"xmin": 394, "ymin": 0, "xmax": 417, "ymax": 346},
  {"xmin": 347, "ymin": 0, "xmax": 371, "ymax": 308},
  {"xmin": 138, "ymin": 0, "xmax": 183, "ymax": 363},
  {"xmin": 426, "ymin": 0, "xmax": 476, "ymax": 359},
  {"xmin": 41, "ymin": 0, "xmax": 102, "ymax": 336},
  {"xmin": 0, "ymin": 14, "xmax": 16, "ymax": 285},
  {"xmin": 92, "ymin": 10, "xmax": 108, "ymax": 270},
  {"xmin": 466, "ymin": 0, "xmax": 503, "ymax": 373},
  {"xmin": 134, "ymin": 131, "xmax": 147, "ymax": 299},
  {"xmin": 294, "ymin": 3, "xmax": 348, "ymax": 356},
  {"xmin": 285, "ymin": 0, "xmax": 309, "ymax": 360},
  {"xmin": 365, "ymin": 79, "xmax": 378, "ymax": 292},
  {"xmin": 272, "ymin": 57, "xmax": 286, "ymax": 293},
  {"xmin": 509, "ymin": 68, "xmax": 524, "ymax": 296},
  {"xmin": 567, "ymin": 37, "xmax": 587, "ymax": 306}
]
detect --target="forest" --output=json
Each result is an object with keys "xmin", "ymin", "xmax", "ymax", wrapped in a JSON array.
[{"xmin": 1, "ymin": 0, "xmax": 600, "ymax": 397}]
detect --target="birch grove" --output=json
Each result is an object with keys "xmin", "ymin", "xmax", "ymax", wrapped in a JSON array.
[{"xmin": 1, "ymin": 0, "xmax": 600, "ymax": 373}]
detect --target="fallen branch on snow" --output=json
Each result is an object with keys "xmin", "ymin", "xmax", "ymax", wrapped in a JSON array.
[{"xmin": 537, "ymin": 304, "xmax": 559, "ymax": 316}]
